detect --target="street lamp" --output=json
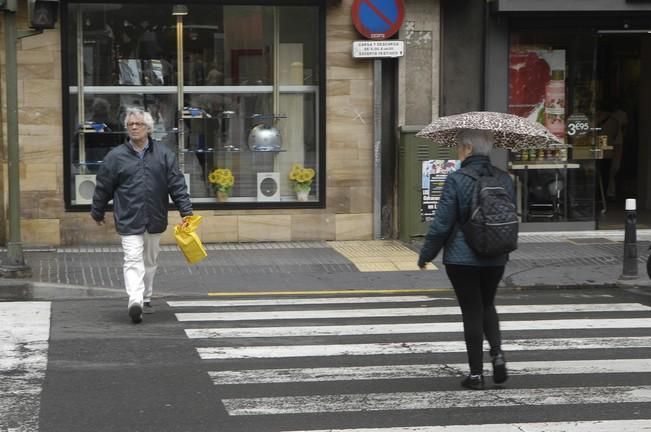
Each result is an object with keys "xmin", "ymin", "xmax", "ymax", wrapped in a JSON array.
[{"xmin": 1, "ymin": 3, "xmax": 31, "ymax": 277}]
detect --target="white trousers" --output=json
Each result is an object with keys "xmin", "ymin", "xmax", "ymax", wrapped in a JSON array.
[{"xmin": 120, "ymin": 232, "xmax": 162, "ymax": 306}]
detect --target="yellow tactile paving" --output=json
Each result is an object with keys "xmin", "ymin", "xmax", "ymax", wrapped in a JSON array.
[{"xmin": 327, "ymin": 240, "xmax": 437, "ymax": 272}]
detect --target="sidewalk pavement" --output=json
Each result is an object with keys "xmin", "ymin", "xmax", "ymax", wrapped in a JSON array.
[{"xmin": 1, "ymin": 229, "xmax": 650, "ymax": 301}]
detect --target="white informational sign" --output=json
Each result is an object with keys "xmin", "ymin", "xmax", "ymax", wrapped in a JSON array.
[{"xmin": 352, "ymin": 40, "xmax": 405, "ymax": 58}]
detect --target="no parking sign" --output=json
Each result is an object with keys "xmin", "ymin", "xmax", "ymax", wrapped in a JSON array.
[{"xmin": 352, "ymin": 0, "xmax": 405, "ymax": 40}]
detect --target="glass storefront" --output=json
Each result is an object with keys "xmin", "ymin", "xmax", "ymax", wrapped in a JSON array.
[
  {"xmin": 64, "ymin": 2, "xmax": 323, "ymax": 207},
  {"xmin": 508, "ymin": 29, "xmax": 598, "ymax": 225}
]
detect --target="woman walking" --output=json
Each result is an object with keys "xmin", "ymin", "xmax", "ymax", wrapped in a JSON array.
[{"xmin": 417, "ymin": 129, "xmax": 514, "ymax": 390}]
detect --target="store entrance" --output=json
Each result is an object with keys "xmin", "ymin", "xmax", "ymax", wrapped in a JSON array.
[{"xmin": 596, "ymin": 32, "xmax": 651, "ymax": 229}]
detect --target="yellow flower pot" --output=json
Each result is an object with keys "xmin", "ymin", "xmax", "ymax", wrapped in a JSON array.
[
  {"xmin": 296, "ymin": 190, "xmax": 309, "ymax": 202},
  {"xmin": 216, "ymin": 191, "xmax": 229, "ymax": 202}
]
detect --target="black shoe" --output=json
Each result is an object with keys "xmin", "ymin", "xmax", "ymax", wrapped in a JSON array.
[
  {"xmin": 143, "ymin": 301, "xmax": 154, "ymax": 314},
  {"xmin": 492, "ymin": 353, "xmax": 508, "ymax": 384},
  {"xmin": 461, "ymin": 374, "xmax": 484, "ymax": 390},
  {"xmin": 128, "ymin": 302, "xmax": 143, "ymax": 324}
]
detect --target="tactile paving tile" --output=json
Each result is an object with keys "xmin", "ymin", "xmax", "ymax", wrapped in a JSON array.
[{"xmin": 328, "ymin": 240, "xmax": 437, "ymax": 272}]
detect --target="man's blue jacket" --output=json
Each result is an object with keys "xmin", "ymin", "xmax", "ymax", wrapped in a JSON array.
[{"xmin": 91, "ymin": 137, "xmax": 193, "ymax": 235}]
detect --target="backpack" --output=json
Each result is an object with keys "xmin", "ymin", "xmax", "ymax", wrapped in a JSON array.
[{"xmin": 458, "ymin": 165, "xmax": 519, "ymax": 257}]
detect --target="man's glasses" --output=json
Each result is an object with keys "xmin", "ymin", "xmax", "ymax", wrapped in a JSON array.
[{"xmin": 127, "ymin": 122, "xmax": 146, "ymax": 128}]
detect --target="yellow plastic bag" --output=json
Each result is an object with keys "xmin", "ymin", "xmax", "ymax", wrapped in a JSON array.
[{"xmin": 174, "ymin": 215, "xmax": 207, "ymax": 264}]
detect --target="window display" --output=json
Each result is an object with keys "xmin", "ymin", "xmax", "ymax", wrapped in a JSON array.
[
  {"xmin": 508, "ymin": 30, "xmax": 597, "ymax": 224},
  {"xmin": 65, "ymin": 2, "xmax": 322, "ymax": 207}
]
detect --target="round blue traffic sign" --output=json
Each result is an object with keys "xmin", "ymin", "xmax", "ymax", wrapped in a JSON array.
[{"xmin": 352, "ymin": 0, "xmax": 405, "ymax": 40}]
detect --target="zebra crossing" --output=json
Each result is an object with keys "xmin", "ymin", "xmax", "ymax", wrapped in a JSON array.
[{"xmin": 168, "ymin": 293, "xmax": 651, "ymax": 431}]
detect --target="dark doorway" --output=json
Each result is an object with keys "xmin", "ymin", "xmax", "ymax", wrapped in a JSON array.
[{"xmin": 596, "ymin": 33, "xmax": 651, "ymax": 229}]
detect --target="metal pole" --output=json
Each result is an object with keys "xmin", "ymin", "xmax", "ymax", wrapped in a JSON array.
[
  {"xmin": 621, "ymin": 198, "xmax": 638, "ymax": 279},
  {"xmin": 1, "ymin": 9, "xmax": 31, "ymax": 277},
  {"xmin": 273, "ymin": 6, "xmax": 280, "ymax": 172},
  {"xmin": 176, "ymin": 13, "xmax": 185, "ymax": 171},
  {"xmin": 373, "ymin": 58, "xmax": 382, "ymax": 240},
  {"xmin": 76, "ymin": 7, "xmax": 86, "ymax": 173}
]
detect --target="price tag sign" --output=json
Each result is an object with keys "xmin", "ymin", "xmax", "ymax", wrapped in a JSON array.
[{"xmin": 566, "ymin": 113, "xmax": 590, "ymax": 137}]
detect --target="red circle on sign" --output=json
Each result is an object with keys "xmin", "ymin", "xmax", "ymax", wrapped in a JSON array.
[{"xmin": 352, "ymin": 0, "xmax": 404, "ymax": 40}]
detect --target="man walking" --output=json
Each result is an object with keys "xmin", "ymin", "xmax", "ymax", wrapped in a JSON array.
[{"xmin": 91, "ymin": 107, "xmax": 193, "ymax": 323}]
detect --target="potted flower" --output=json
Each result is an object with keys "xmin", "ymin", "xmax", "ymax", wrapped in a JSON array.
[
  {"xmin": 208, "ymin": 168, "xmax": 234, "ymax": 202},
  {"xmin": 288, "ymin": 163, "xmax": 315, "ymax": 201}
]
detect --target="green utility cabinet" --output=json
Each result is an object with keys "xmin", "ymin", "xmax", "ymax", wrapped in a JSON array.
[{"xmin": 398, "ymin": 126, "xmax": 455, "ymax": 242}]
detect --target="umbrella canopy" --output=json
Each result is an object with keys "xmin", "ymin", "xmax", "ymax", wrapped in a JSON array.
[{"xmin": 416, "ymin": 111, "xmax": 564, "ymax": 150}]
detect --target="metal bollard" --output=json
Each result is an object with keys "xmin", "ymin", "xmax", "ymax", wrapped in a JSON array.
[{"xmin": 621, "ymin": 198, "xmax": 638, "ymax": 280}]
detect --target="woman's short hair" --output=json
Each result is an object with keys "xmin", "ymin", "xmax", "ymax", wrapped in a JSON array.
[
  {"xmin": 457, "ymin": 129, "xmax": 495, "ymax": 156},
  {"xmin": 124, "ymin": 107, "xmax": 154, "ymax": 133}
]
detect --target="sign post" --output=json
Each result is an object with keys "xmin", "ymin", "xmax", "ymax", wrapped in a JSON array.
[{"xmin": 351, "ymin": 0, "xmax": 404, "ymax": 239}]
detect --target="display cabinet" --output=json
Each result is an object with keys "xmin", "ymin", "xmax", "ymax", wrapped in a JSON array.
[{"xmin": 179, "ymin": 87, "xmax": 315, "ymax": 203}]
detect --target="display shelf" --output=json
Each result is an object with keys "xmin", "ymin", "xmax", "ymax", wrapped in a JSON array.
[
  {"xmin": 69, "ymin": 85, "xmax": 319, "ymax": 95},
  {"xmin": 78, "ymin": 131, "xmax": 126, "ymax": 134},
  {"xmin": 183, "ymin": 148, "xmax": 287, "ymax": 153},
  {"xmin": 78, "ymin": 129, "xmax": 179, "ymax": 134},
  {"xmin": 76, "ymin": 161, "xmax": 103, "ymax": 165},
  {"xmin": 510, "ymin": 162, "xmax": 580, "ymax": 170}
]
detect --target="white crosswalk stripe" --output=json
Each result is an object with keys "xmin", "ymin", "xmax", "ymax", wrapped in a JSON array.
[
  {"xmin": 186, "ymin": 318, "xmax": 651, "ymax": 339},
  {"xmin": 168, "ymin": 294, "xmax": 651, "ymax": 429},
  {"xmin": 283, "ymin": 419, "xmax": 651, "ymax": 431},
  {"xmin": 174, "ymin": 303, "xmax": 651, "ymax": 321},
  {"xmin": 222, "ymin": 385, "xmax": 651, "ymax": 415},
  {"xmin": 209, "ymin": 359, "xmax": 651, "ymax": 384},
  {"xmin": 197, "ymin": 336, "xmax": 651, "ymax": 359},
  {"xmin": 0, "ymin": 302, "xmax": 51, "ymax": 431},
  {"xmin": 168, "ymin": 296, "xmax": 444, "ymax": 308}
]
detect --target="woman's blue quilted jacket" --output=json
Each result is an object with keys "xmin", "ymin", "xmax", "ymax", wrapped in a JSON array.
[{"xmin": 417, "ymin": 154, "xmax": 516, "ymax": 267}]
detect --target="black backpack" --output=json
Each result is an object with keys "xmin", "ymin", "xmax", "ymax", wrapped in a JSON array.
[{"xmin": 458, "ymin": 165, "xmax": 519, "ymax": 257}]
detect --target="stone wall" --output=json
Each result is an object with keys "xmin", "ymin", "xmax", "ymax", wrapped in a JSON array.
[
  {"xmin": 399, "ymin": 0, "xmax": 440, "ymax": 126},
  {"xmin": 2, "ymin": 8, "xmax": 64, "ymax": 247},
  {"xmin": 1, "ymin": 2, "xmax": 377, "ymax": 246}
]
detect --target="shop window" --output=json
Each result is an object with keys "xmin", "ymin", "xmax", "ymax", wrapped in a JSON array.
[
  {"xmin": 65, "ymin": 2, "xmax": 322, "ymax": 207},
  {"xmin": 508, "ymin": 30, "xmax": 597, "ymax": 224}
]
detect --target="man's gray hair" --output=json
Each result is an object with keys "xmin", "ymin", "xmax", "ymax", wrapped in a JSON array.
[
  {"xmin": 124, "ymin": 107, "xmax": 154, "ymax": 133},
  {"xmin": 456, "ymin": 129, "xmax": 495, "ymax": 156}
]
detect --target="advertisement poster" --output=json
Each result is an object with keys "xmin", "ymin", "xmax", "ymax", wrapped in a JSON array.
[
  {"xmin": 508, "ymin": 48, "xmax": 566, "ymax": 140},
  {"xmin": 421, "ymin": 160, "xmax": 460, "ymax": 222}
]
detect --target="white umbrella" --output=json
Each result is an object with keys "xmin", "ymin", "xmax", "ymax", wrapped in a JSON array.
[{"xmin": 416, "ymin": 111, "xmax": 564, "ymax": 150}]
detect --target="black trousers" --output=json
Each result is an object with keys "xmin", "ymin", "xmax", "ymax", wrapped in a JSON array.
[{"xmin": 445, "ymin": 264, "xmax": 505, "ymax": 375}]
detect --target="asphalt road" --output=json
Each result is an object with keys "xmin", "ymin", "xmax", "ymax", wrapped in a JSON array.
[{"xmin": 3, "ymin": 287, "xmax": 651, "ymax": 431}]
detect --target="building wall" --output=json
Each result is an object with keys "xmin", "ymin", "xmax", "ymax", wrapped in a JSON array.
[
  {"xmin": 439, "ymin": 0, "xmax": 483, "ymax": 116},
  {"xmin": 1, "ymin": 7, "xmax": 64, "ymax": 247},
  {"xmin": 1, "ymin": 1, "xmax": 382, "ymax": 247},
  {"xmin": 399, "ymin": 0, "xmax": 440, "ymax": 126}
]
